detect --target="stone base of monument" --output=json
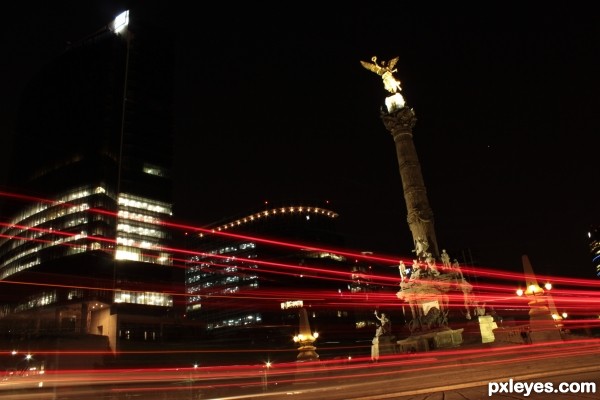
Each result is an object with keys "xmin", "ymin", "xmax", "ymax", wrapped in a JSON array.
[
  {"xmin": 492, "ymin": 326, "xmax": 530, "ymax": 344},
  {"xmin": 378, "ymin": 335, "xmax": 397, "ymax": 356},
  {"xmin": 528, "ymin": 312, "xmax": 563, "ymax": 343},
  {"xmin": 397, "ymin": 328, "xmax": 464, "ymax": 353}
]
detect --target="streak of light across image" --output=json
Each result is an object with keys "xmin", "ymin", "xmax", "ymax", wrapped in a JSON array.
[{"xmin": 1, "ymin": 190, "xmax": 600, "ymax": 399}]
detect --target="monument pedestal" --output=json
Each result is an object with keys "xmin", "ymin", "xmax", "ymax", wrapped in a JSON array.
[
  {"xmin": 371, "ymin": 335, "xmax": 396, "ymax": 361},
  {"xmin": 378, "ymin": 335, "xmax": 396, "ymax": 356},
  {"xmin": 397, "ymin": 328, "xmax": 463, "ymax": 353},
  {"xmin": 528, "ymin": 312, "xmax": 562, "ymax": 343}
]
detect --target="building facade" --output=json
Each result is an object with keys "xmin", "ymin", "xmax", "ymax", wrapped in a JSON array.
[
  {"xmin": 0, "ymin": 10, "xmax": 182, "ymax": 355},
  {"xmin": 589, "ymin": 226, "xmax": 600, "ymax": 277},
  {"xmin": 185, "ymin": 204, "xmax": 387, "ymax": 354}
]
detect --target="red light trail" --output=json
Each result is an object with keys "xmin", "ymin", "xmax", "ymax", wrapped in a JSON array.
[
  {"xmin": 1, "ymin": 188, "xmax": 599, "ymax": 291},
  {"xmin": 2, "ymin": 338, "xmax": 599, "ymax": 399},
  {"xmin": 1, "ymin": 189, "xmax": 600, "ymax": 384}
]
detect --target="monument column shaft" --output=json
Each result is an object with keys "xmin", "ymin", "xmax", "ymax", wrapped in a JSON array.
[{"xmin": 382, "ymin": 107, "xmax": 439, "ymax": 259}]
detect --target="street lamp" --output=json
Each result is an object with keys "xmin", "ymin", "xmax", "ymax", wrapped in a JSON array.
[
  {"xmin": 294, "ymin": 307, "xmax": 319, "ymax": 361},
  {"xmin": 188, "ymin": 362, "xmax": 199, "ymax": 397},
  {"xmin": 263, "ymin": 361, "xmax": 272, "ymax": 391},
  {"xmin": 293, "ymin": 331, "xmax": 319, "ymax": 361},
  {"xmin": 516, "ymin": 281, "xmax": 550, "ymax": 316},
  {"xmin": 516, "ymin": 282, "xmax": 552, "ymax": 298}
]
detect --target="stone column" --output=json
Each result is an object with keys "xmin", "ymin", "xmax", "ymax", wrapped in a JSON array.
[{"xmin": 381, "ymin": 106, "xmax": 439, "ymax": 259}]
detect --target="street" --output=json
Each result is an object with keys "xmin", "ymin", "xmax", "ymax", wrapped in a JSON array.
[{"xmin": 1, "ymin": 338, "xmax": 599, "ymax": 399}]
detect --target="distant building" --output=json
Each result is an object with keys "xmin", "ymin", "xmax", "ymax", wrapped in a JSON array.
[
  {"xmin": 185, "ymin": 204, "xmax": 388, "ymax": 350},
  {"xmin": 0, "ymin": 10, "xmax": 184, "ymax": 355},
  {"xmin": 589, "ymin": 226, "xmax": 600, "ymax": 277}
]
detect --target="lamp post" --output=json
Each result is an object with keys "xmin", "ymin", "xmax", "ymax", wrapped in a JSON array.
[
  {"xmin": 516, "ymin": 282, "xmax": 563, "ymax": 326},
  {"xmin": 293, "ymin": 307, "xmax": 319, "ymax": 362},
  {"xmin": 189, "ymin": 362, "xmax": 198, "ymax": 397},
  {"xmin": 262, "ymin": 361, "xmax": 271, "ymax": 391},
  {"xmin": 292, "ymin": 331, "xmax": 319, "ymax": 361},
  {"xmin": 516, "ymin": 282, "xmax": 550, "ymax": 316}
]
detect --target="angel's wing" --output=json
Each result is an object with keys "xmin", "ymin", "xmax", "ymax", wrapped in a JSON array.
[
  {"xmin": 387, "ymin": 56, "xmax": 399, "ymax": 70},
  {"xmin": 360, "ymin": 60, "xmax": 383, "ymax": 75}
]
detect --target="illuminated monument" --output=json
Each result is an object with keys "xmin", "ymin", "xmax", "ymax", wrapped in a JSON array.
[{"xmin": 362, "ymin": 56, "xmax": 474, "ymax": 350}]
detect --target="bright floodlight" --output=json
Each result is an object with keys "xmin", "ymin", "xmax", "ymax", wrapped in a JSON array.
[
  {"xmin": 112, "ymin": 10, "xmax": 129, "ymax": 34},
  {"xmin": 516, "ymin": 288, "xmax": 524, "ymax": 296},
  {"xmin": 544, "ymin": 282, "xmax": 552, "ymax": 291}
]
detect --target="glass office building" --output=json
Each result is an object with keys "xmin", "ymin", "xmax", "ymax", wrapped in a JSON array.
[{"xmin": 0, "ymin": 10, "xmax": 181, "ymax": 353}]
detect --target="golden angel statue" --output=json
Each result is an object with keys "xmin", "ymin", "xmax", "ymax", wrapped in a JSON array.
[{"xmin": 360, "ymin": 56, "xmax": 402, "ymax": 94}]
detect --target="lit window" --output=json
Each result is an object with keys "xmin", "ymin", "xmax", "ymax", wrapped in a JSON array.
[
  {"xmin": 115, "ymin": 249, "xmax": 140, "ymax": 261},
  {"xmin": 143, "ymin": 163, "xmax": 166, "ymax": 177}
]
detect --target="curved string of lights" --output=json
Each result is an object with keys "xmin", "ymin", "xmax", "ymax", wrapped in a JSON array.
[{"xmin": 209, "ymin": 206, "xmax": 339, "ymax": 233}]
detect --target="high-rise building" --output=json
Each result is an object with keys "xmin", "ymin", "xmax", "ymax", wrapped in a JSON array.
[
  {"xmin": 185, "ymin": 204, "xmax": 390, "ymax": 355},
  {"xmin": 0, "ymin": 10, "xmax": 181, "ymax": 354},
  {"xmin": 589, "ymin": 225, "xmax": 600, "ymax": 277}
]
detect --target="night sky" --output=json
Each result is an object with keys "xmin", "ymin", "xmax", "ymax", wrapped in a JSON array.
[{"xmin": 1, "ymin": 2, "xmax": 598, "ymax": 279}]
